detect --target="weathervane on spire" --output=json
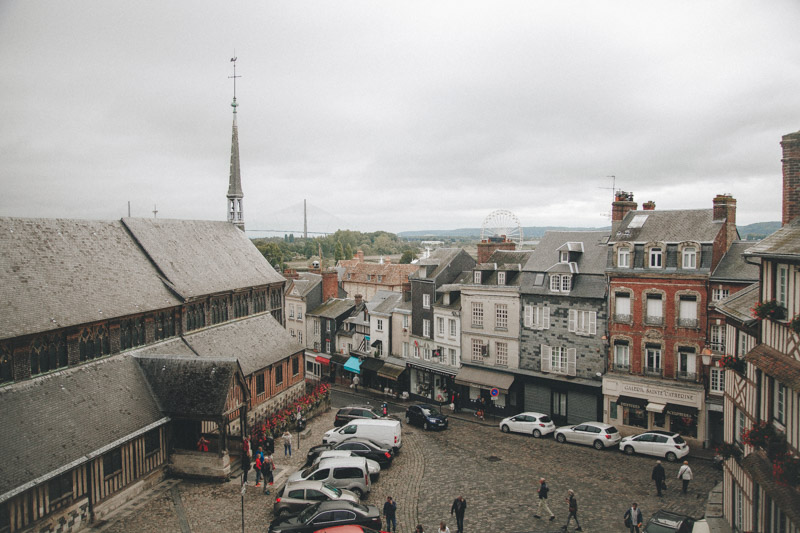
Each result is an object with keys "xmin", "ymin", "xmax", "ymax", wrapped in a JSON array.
[{"xmin": 229, "ymin": 54, "xmax": 241, "ymax": 112}]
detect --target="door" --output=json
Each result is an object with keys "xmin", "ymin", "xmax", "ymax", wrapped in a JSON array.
[
  {"xmin": 570, "ymin": 425, "xmax": 588, "ymax": 444},
  {"xmin": 632, "ymin": 433, "xmax": 654, "ymax": 454}
]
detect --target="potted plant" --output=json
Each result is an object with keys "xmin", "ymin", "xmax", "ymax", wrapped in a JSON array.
[
  {"xmin": 751, "ymin": 300, "xmax": 786, "ymax": 321},
  {"xmin": 716, "ymin": 442, "xmax": 742, "ymax": 461},
  {"xmin": 790, "ymin": 314, "xmax": 800, "ymax": 335},
  {"xmin": 773, "ymin": 453, "xmax": 800, "ymax": 487},
  {"xmin": 719, "ymin": 355, "xmax": 746, "ymax": 375}
]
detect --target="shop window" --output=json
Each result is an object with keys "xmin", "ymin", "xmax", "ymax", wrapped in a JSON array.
[
  {"xmin": 623, "ymin": 406, "xmax": 647, "ymax": 428},
  {"xmin": 670, "ymin": 412, "xmax": 697, "ymax": 438},
  {"xmin": 653, "ymin": 412, "xmax": 666, "ymax": 428},
  {"xmin": 609, "ymin": 401, "xmax": 618, "ymax": 420}
]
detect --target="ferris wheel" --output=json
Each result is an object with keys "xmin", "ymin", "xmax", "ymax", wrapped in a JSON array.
[{"xmin": 481, "ymin": 209, "xmax": 523, "ymax": 244}]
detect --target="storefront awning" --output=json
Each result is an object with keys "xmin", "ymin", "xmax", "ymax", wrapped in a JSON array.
[
  {"xmin": 343, "ymin": 356, "xmax": 361, "ymax": 374},
  {"xmin": 615, "ymin": 395, "xmax": 647, "ymax": 410},
  {"xmin": 646, "ymin": 402, "xmax": 666, "ymax": 413},
  {"xmin": 377, "ymin": 362, "xmax": 406, "ymax": 381},
  {"xmin": 454, "ymin": 366, "xmax": 514, "ymax": 394},
  {"xmin": 330, "ymin": 353, "xmax": 349, "ymax": 365},
  {"xmin": 665, "ymin": 403, "xmax": 697, "ymax": 418},
  {"xmin": 315, "ymin": 355, "xmax": 331, "ymax": 364},
  {"xmin": 360, "ymin": 358, "xmax": 385, "ymax": 373}
]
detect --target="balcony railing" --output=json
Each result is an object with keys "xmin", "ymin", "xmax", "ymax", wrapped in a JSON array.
[
  {"xmin": 644, "ymin": 367, "xmax": 663, "ymax": 377},
  {"xmin": 676, "ymin": 371, "xmax": 697, "ymax": 382},
  {"xmin": 678, "ymin": 318, "xmax": 699, "ymax": 328},
  {"xmin": 644, "ymin": 316, "xmax": 663, "ymax": 326}
]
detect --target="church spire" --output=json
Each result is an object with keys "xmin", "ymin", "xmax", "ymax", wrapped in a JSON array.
[{"xmin": 227, "ymin": 55, "xmax": 244, "ymax": 231}]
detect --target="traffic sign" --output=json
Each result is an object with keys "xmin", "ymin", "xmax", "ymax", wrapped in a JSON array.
[{"xmin": 490, "ymin": 388, "xmax": 499, "ymax": 397}]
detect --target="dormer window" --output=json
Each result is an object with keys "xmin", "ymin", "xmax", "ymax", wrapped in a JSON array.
[
  {"xmin": 559, "ymin": 251, "xmax": 568, "ymax": 263},
  {"xmin": 550, "ymin": 274, "xmax": 571, "ymax": 293},
  {"xmin": 497, "ymin": 272, "xmax": 506, "ymax": 285},
  {"xmin": 617, "ymin": 247, "xmax": 631, "ymax": 268},
  {"xmin": 682, "ymin": 247, "xmax": 697, "ymax": 269},
  {"xmin": 474, "ymin": 271, "xmax": 481, "ymax": 284},
  {"xmin": 649, "ymin": 247, "xmax": 662, "ymax": 268}
]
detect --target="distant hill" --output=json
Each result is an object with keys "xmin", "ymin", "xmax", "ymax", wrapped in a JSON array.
[
  {"xmin": 399, "ymin": 222, "xmax": 781, "ymax": 241},
  {"xmin": 738, "ymin": 221, "xmax": 781, "ymax": 240}
]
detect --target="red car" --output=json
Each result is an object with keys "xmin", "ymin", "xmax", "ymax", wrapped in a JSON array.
[{"xmin": 314, "ymin": 525, "xmax": 389, "ymax": 533}]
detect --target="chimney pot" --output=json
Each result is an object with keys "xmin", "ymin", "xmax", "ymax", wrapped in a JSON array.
[
  {"xmin": 642, "ymin": 201, "xmax": 656, "ymax": 210},
  {"xmin": 781, "ymin": 130, "xmax": 800, "ymax": 226}
]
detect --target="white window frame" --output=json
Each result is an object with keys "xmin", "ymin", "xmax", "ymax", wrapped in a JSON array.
[
  {"xmin": 297, "ymin": 331, "xmax": 302, "ymax": 345},
  {"xmin": 423, "ymin": 347, "xmax": 431, "ymax": 361},
  {"xmin": 422, "ymin": 293, "xmax": 431, "ymax": 309},
  {"xmin": 540, "ymin": 344, "xmax": 576, "ymax": 376},
  {"xmin": 289, "ymin": 306, "xmax": 294, "ymax": 318},
  {"xmin": 677, "ymin": 348, "xmax": 696, "ymax": 378},
  {"xmin": 449, "ymin": 318, "xmax": 457, "ymax": 337},
  {"xmin": 297, "ymin": 308, "xmax": 302, "ymax": 320},
  {"xmin": 614, "ymin": 342, "xmax": 630, "ymax": 370},
  {"xmin": 449, "ymin": 348, "xmax": 457, "ymax": 366},
  {"xmin": 472, "ymin": 302, "xmax": 483, "ymax": 327},
  {"xmin": 710, "ymin": 367, "xmax": 724, "ymax": 394},
  {"xmin": 561, "ymin": 275, "xmax": 571, "ymax": 292},
  {"xmin": 614, "ymin": 293, "xmax": 631, "ymax": 321},
  {"xmin": 325, "ymin": 340, "xmax": 331, "ymax": 353},
  {"xmin": 376, "ymin": 319, "xmax": 383, "ymax": 331},
  {"xmin": 678, "ymin": 296, "xmax": 698, "ymax": 327},
  {"xmin": 549, "ymin": 275, "xmax": 560, "ymax": 292},
  {"xmin": 617, "ymin": 247, "xmax": 630, "ymax": 268},
  {"xmin": 496, "ymin": 342, "xmax": 508, "ymax": 366},
  {"xmin": 473, "ymin": 271, "xmax": 481, "ymax": 284},
  {"xmin": 423, "ymin": 319, "xmax": 430, "ymax": 337},
  {"xmin": 711, "ymin": 288, "xmax": 729, "ymax": 302},
  {"xmin": 497, "ymin": 271, "xmax": 506, "ymax": 285},
  {"xmin": 646, "ymin": 294, "xmax": 663, "ymax": 323},
  {"xmin": 774, "ymin": 382, "xmax": 786, "ymax": 426},
  {"xmin": 682, "ymin": 246, "xmax": 697, "ymax": 269},
  {"xmin": 403, "ymin": 342, "xmax": 409, "ymax": 357},
  {"xmin": 471, "ymin": 339, "xmax": 483, "ymax": 362},
  {"xmin": 559, "ymin": 251, "xmax": 568, "ymax": 263},
  {"xmin": 314, "ymin": 319, "xmax": 320, "ymax": 336},
  {"xmin": 645, "ymin": 346, "xmax": 662, "ymax": 373},
  {"xmin": 414, "ymin": 344, "xmax": 420, "ymax": 358},
  {"xmin": 709, "ymin": 324, "xmax": 724, "ymax": 352},
  {"xmin": 568, "ymin": 309, "xmax": 597, "ymax": 336},
  {"xmin": 776, "ymin": 264, "xmax": 788, "ymax": 308},
  {"xmin": 403, "ymin": 314, "xmax": 409, "ymax": 328},
  {"xmin": 649, "ymin": 247, "xmax": 662, "ymax": 268},
  {"xmin": 495, "ymin": 304, "xmax": 508, "ymax": 329},
  {"xmin": 436, "ymin": 317, "xmax": 444, "ymax": 336}
]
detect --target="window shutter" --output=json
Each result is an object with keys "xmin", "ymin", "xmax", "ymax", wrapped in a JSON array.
[
  {"xmin": 524, "ymin": 305, "xmax": 533, "ymax": 328},
  {"xmin": 541, "ymin": 345, "xmax": 552, "ymax": 372},
  {"xmin": 543, "ymin": 307, "xmax": 550, "ymax": 329},
  {"xmin": 568, "ymin": 310, "xmax": 577, "ymax": 332},
  {"xmin": 589, "ymin": 312, "xmax": 597, "ymax": 335},
  {"xmin": 567, "ymin": 348, "xmax": 577, "ymax": 376}
]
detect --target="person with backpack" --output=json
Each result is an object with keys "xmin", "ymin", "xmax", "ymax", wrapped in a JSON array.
[
  {"xmin": 624, "ymin": 502, "xmax": 643, "ymax": 533},
  {"xmin": 677, "ymin": 461, "xmax": 693, "ymax": 494}
]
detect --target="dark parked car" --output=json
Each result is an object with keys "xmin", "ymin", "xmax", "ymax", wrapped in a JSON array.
[
  {"xmin": 334, "ymin": 406, "xmax": 393, "ymax": 427},
  {"xmin": 405, "ymin": 404, "xmax": 448, "ymax": 430},
  {"xmin": 306, "ymin": 439, "xmax": 394, "ymax": 467},
  {"xmin": 642, "ymin": 510, "xmax": 695, "ymax": 533},
  {"xmin": 268, "ymin": 500, "xmax": 382, "ymax": 533}
]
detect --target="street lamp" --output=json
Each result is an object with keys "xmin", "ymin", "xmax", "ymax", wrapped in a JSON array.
[{"xmin": 701, "ymin": 347, "xmax": 713, "ymax": 367}]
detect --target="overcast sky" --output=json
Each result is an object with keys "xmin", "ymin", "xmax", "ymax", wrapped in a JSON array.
[{"xmin": 1, "ymin": 1, "xmax": 799, "ymax": 236}]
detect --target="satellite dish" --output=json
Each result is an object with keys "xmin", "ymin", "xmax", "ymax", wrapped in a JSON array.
[{"xmin": 481, "ymin": 209, "xmax": 523, "ymax": 244}]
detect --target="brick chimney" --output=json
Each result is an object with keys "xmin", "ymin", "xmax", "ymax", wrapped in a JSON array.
[
  {"xmin": 321, "ymin": 269, "xmax": 338, "ymax": 301},
  {"xmin": 713, "ymin": 194, "xmax": 737, "ymax": 252},
  {"xmin": 283, "ymin": 268, "xmax": 300, "ymax": 280},
  {"xmin": 642, "ymin": 201, "xmax": 656, "ymax": 210},
  {"xmin": 356, "ymin": 250, "xmax": 364, "ymax": 262},
  {"xmin": 611, "ymin": 191, "xmax": 637, "ymax": 233},
  {"xmin": 477, "ymin": 236, "xmax": 516, "ymax": 264},
  {"xmin": 782, "ymin": 130, "xmax": 800, "ymax": 226},
  {"xmin": 402, "ymin": 282, "xmax": 411, "ymax": 302},
  {"xmin": 354, "ymin": 294, "xmax": 363, "ymax": 308}
]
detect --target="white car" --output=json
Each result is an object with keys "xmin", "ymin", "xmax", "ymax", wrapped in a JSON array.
[
  {"xmin": 313, "ymin": 450, "xmax": 381, "ymax": 481},
  {"xmin": 619, "ymin": 430, "xmax": 690, "ymax": 462},
  {"xmin": 499, "ymin": 412, "xmax": 555, "ymax": 438},
  {"xmin": 554, "ymin": 421, "xmax": 622, "ymax": 449}
]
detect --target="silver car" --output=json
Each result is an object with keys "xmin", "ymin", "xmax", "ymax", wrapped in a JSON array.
[
  {"xmin": 554, "ymin": 421, "xmax": 622, "ymax": 449},
  {"xmin": 313, "ymin": 450, "xmax": 381, "ymax": 481},
  {"xmin": 273, "ymin": 480, "xmax": 359, "ymax": 517},
  {"xmin": 499, "ymin": 412, "xmax": 555, "ymax": 438}
]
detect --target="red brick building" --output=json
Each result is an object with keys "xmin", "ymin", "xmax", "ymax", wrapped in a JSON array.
[{"xmin": 602, "ymin": 192, "xmax": 738, "ymax": 448}]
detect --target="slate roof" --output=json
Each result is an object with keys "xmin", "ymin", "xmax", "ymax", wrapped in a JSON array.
[
  {"xmin": 410, "ymin": 248, "xmax": 464, "ymax": 280},
  {"xmin": 0, "ymin": 217, "xmax": 181, "ymax": 341},
  {"xmin": 744, "ymin": 217, "xmax": 800, "ymax": 258},
  {"xmin": 0, "ymin": 355, "xmax": 167, "ymax": 501},
  {"xmin": 713, "ymin": 283, "xmax": 759, "ymax": 325},
  {"xmin": 475, "ymin": 250, "xmax": 532, "ymax": 272},
  {"xmin": 523, "ymin": 231, "xmax": 609, "ymax": 274},
  {"xmin": 135, "ymin": 354, "xmax": 242, "ymax": 419},
  {"xmin": 122, "ymin": 218, "xmax": 284, "ymax": 300},
  {"xmin": 609, "ymin": 209, "xmax": 724, "ymax": 244},
  {"xmin": 287, "ymin": 273, "xmax": 322, "ymax": 298},
  {"xmin": 745, "ymin": 344, "xmax": 800, "ymax": 391},
  {"xmin": 340, "ymin": 262, "xmax": 419, "ymax": 285},
  {"xmin": 370, "ymin": 292, "xmax": 403, "ymax": 316},
  {"xmin": 308, "ymin": 298, "xmax": 355, "ymax": 319},
  {"xmin": 179, "ymin": 314, "xmax": 299, "ymax": 376},
  {"xmin": 711, "ymin": 241, "xmax": 761, "ymax": 282}
]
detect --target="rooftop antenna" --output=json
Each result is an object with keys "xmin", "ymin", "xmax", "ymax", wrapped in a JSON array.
[
  {"xmin": 598, "ymin": 175, "xmax": 616, "ymax": 220},
  {"xmin": 152, "ymin": 204, "xmax": 158, "ymax": 218}
]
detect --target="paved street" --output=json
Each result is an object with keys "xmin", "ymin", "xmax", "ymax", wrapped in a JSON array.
[{"xmin": 93, "ymin": 388, "xmax": 722, "ymax": 533}]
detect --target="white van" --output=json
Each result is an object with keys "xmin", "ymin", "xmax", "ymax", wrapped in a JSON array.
[{"xmin": 323, "ymin": 419, "xmax": 402, "ymax": 452}]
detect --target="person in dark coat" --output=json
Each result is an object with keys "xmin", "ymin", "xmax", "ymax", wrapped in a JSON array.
[
  {"xmin": 382, "ymin": 496, "xmax": 397, "ymax": 533},
  {"xmin": 261, "ymin": 454, "xmax": 274, "ymax": 494},
  {"xmin": 562, "ymin": 490, "xmax": 582, "ymax": 531},
  {"xmin": 652, "ymin": 460, "xmax": 666, "ymax": 497},
  {"xmin": 450, "ymin": 495, "xmax": 467, "ymax": 533},
  {"xmin": 624, "ymin": 502, "xmax": 643, "ymax": 533},
  {"xmin": 241, "ymin": 452, "xmax": 251, "ymax": 484}
]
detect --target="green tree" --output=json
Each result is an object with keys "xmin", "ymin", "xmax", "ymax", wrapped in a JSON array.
[
  {"xmin": 399, "ymin": 250, "xmax": 416, "ymax": 264},
  {"xmin": 344, "ymin": 243, "xmax": 354, "ymax": 260},
  {"xmin": 334, "ymin": 241, "xmax": 345, "ymax": 262},
  {"xmin": 262, "ymin": 242, "xmax": 284, "ymax": 270}
]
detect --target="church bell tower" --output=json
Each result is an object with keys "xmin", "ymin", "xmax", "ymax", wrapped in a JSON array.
[{"xmin": 227, "ymin": 56, "xmax": 244, "ymax": 231}]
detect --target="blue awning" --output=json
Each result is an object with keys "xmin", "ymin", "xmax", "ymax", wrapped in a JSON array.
[{"xmin": 344, "ymin": 356, "xmax": 361, "ymax": 374}]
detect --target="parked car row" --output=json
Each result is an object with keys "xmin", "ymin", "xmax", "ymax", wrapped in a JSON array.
[
  {"xmin": 498, "ymin": 412, "xmax": 690, "ymax": 461},
  {"xmin": 269, "ymin": 406, "xmax": 404, "ymax": 533}
]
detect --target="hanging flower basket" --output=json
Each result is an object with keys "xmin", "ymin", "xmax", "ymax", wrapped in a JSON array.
[
  {"xmin": 772, "ymin": 453, "xmax": 800, "ymax": 487},
  {"xmin": 718, "ymin": 355, "xmax": 745, "ymax": 375},
  {"xmin": 751, "ymin": 300, "xmax": 786, "ymax": 321},
  {"xmin": 716, "ymin": 442, "xmax": 742, "ymax": 462},
  {"xmin": 790, "ymin": 314, "xmax": 800, "ymax": 335}
]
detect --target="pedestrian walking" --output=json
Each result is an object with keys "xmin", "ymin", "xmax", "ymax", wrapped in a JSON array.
[
  {"xmin": 256, "ymin": 446, "xmax": 265, "ymax": 462},
  {"xmin": 561, "ymin": 489, "xmax": 582, "ymax": 531},
  {"xmin": 262, "ymin": 454, "xmax": 274, "ymax": 494},
  {"xmin": 254, "ymin": 455, "xmax": 262, "ymax": 487},
  {"xmin": 624, "ymin": 502, "xmax": 643, "ymax": 533},
  {"xmin": 450, "ymin": 495, "xmax": 467, "ymax": 533},
  {"xmin": 242, "ymin": 436, "xmax": 251, "ymax": 458},
  {"xmin": 415, "ymin": 526, "xmax": 424, "ymax": 533},
  {"xmin": 241, "ymin": 451, "xmax": 251, "ymax": 484},
  {"xmin": 534, "ymin": 477, "xmax": 555, "ymax": 521},
  {"xmin": 652, "ymin": 460, "xmax": 666, "ymax": 497},
  {"xmin": 438, "ymin": 521, "xmax": 451, "ymax": 533},
  {"xmin": 383, "ymin": 496, "xmax": 397, "ymax": 533},
  {"xmin": 677, "ymin": 461, "xmax": 693, "ymax": 494},
  {"xmin": 282, "ymin": 430, "xmax": 293, "ymax": 457},
  {"xmin": 352, "ymin": 374, "xmax": 360, "ymax": 392}
]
